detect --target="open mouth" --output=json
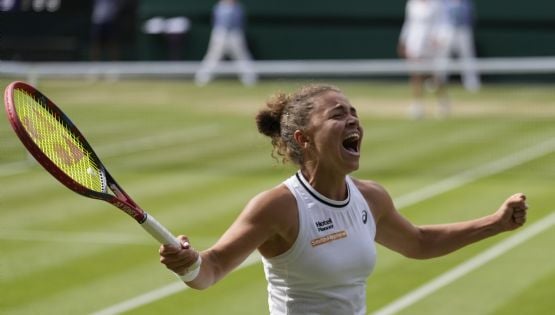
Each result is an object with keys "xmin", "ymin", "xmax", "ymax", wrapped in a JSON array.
[{"xmin": 342, "ymin": 132, "xmax": 360, "ymax": 154}]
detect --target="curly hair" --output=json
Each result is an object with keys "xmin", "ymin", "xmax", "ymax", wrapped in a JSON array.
[{"xmin": 255, "ymin": 84, "xmax": 341, "ymax": 165}]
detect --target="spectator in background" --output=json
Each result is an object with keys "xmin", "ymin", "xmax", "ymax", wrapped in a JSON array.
[
  {"xmin": 90, "ymin": 0, "xmax": 122, "ymax": 61},
  {"xmin": 398, "ymin": 0, "xmax": 449, "ymax": 119},
  {"xmin": 436, "ymin": 0, "xmax": 481, "ymax": 92},
  {"xmin": 195, "ymin": 0, "xmax": 258, "ymax": 87},
  {"xmin": 165, "ymin": 17, "xmax": 191, "ymax": 61},
  {"xmin": 143, "ymin": 16, "xmax": 191, "ymax": 60}
]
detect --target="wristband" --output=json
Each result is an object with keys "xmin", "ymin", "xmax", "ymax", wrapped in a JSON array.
[{"xmin": 178, "ymin": 255, "xmax": 202, "ymax": 282}]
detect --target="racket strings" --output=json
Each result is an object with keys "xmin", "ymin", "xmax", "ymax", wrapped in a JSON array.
[{"xmin": 13, "ymin": 89, "xmax": 105, "ymax": 192}]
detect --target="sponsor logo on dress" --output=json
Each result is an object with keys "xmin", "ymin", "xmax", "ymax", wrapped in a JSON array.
[
  {"xmin": 315, "ymin": 217, "xmax": 334, "ymax": 232},
  {"xmin": 311, "ymin": 230, "xmax": 348, "ymax": 247}
]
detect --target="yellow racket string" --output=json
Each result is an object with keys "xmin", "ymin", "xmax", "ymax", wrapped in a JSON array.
[{"xmin": 13, "ymin": 88, "xmax": 105, "ymax": 192}]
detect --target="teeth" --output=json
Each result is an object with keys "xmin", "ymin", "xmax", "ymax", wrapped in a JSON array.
[{"xmin": 344, "ymin": 133, "xmax": 360, "ymax": 141}]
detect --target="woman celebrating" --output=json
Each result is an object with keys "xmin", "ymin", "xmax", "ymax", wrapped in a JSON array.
[{"xmin": 159, "ymin": 84, "xmax": 527, "ymax": 315}]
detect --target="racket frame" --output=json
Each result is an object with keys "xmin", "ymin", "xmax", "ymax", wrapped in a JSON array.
[{"xmin": 4, "ymin": 81, "xmax": 180, "ymax": 247}]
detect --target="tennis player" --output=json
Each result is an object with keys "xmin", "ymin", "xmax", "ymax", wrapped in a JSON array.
[{"xmin": 159, "ymin": 84, "xmax": 528, "ymax": 315}]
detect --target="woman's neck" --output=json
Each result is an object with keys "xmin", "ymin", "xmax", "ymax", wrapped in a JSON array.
[{"xmin": 299, "ymin": 167, "xmax": 348, "ymax": 201}]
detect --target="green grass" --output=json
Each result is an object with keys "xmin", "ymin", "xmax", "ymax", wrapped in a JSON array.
[{"xmin": 0, "ymin": 78, "xmax": 554, "ymax": 315}]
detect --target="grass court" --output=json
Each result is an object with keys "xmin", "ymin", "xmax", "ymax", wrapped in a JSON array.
[{"xmin": 0, "ymin": 78, "xmax": 554, "ymax": 315}]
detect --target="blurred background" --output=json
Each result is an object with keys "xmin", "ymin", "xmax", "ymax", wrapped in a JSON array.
[
  {"xmin": 1, "ymin": 0, "xmax": 554, "ymax": 84},
  {"xmin": 1, "ymin": 0, "xmax": 554, "ymax": 60}
]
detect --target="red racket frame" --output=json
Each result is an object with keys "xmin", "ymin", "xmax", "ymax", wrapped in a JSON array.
[{"xmin": 4, "ymin": 81, "xmax": 179, "ymax": 247}]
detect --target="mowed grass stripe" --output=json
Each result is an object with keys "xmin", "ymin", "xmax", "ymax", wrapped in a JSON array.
[
  {"xmin": 108, "ymin": 129, "xmax": 263, "ymax": 171},
  {"xmin": 491, "ymin": 268, "xmax": 555, "ymax": 315},
  {"xmin": 363, "ymin": 119, "xmax": 554, "ymax": 177},
  {"xmin": 2, "ymin": 252, "xmax": 175, "ymax": 315},
  {"xmin": 0, "ymin": 123, "xmax": 222, "ymax": 179},
  {"xmin": 95, "ymin": 124, "xmax": 222, "ymax": 159},
  {"xmin": 0, "ymin": 231, "xmax": 216, "ymax": 284},
  {"xmin": 90, "ymin": 253, "xmax": 262, "ymax": 315}
]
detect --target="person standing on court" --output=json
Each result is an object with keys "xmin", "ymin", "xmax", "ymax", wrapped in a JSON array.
[
  {"xmin": 90, "ymin": 0, "xmax": 122, "ymax": 61},
  {"xmin": 435, "ymin": 0, "xmax": 481, "ymax": 92},
  {"xmin": 398, "ymin": 0, "xmax": 449, "ymax": 119},
  {"xmin": 159, "ymin": 84, "xmax": 528, "ymax": 315},
  {"xmin": 194, "ymin": 0, "xmax": 258, "ymax": 87}
]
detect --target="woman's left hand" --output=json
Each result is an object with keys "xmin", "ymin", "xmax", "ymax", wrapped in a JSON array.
[{"xmin": 493, "ymin": 193, "xmax": 528, "ymax": 231}]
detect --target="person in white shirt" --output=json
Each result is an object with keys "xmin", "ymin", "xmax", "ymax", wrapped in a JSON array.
[
  {"xmin": 194, "ymin": 0, "xmax": 257, "ymax": 86},
  {"xmin": 398, "ymin": 0, "xmax": 449, "ymax": 119},
  {"xmin": 159, "ymin": 84, "xmax": 528, "ymax": 315}
]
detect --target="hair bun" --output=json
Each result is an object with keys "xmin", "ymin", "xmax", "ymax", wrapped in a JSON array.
[
  {"xmin": 256, "ymin": 92, "xmax": 288, "ymax": 138},
  {"xmin": 256, "ymin": 109, "xmax": 281, "ymax": 138}
]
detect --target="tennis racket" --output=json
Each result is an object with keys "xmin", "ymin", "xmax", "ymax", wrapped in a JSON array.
[{"xmin": 4, "ymin": 81, "xmax": 180, "ymax": 248}]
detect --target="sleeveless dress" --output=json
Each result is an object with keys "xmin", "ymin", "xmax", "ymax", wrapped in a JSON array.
[{"xmin": 262, "ymin": 171, "xmax": 377, "ymax": 315}]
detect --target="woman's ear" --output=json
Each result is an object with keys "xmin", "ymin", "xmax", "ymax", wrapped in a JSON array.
[{"xmin": 293, "ymin": 130, "xmax": 310, "ymax": 148}]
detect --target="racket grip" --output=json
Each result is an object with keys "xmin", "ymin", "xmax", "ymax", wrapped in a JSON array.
[{"xmin": 141, "ymin": 213, "xmax": 181, "ymax": 247}]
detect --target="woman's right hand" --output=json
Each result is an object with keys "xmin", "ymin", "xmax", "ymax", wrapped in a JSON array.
[{"xmin": 159, "ymin": 235, "xmax": 200, "ymax": 276}]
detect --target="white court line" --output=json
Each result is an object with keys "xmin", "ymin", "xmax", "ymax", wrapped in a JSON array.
[
  {"xmin": 91, "ymin": 137, "xmax": 555, "ymax": 315},
  {"xmin": 90, "ymin": 253, "xmax": 261, "ymax": 315},
  {"xmin": 394, "ymin": 136, "xmax": 555, "ymax": 209},
  {"xmin": 371, "ymin": 212, "xmax": 555, "ymax": 315}
]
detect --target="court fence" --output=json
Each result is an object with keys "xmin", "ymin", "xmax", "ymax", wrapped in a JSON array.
[{"xmin": 1, "ymin": 57, "xmax": 555, "ymax": 85}]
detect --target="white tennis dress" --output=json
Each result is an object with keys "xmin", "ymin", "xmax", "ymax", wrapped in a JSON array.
[{"xmin": 262, "ymin": 171, "xmax": 377, "ymax": 315}]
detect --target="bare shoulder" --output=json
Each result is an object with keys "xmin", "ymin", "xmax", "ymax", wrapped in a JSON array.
[
  {"xmin": 350, "ymin": 177, "xmax": 396, "ymax": 221},
  {"xmin": 350, "ymin": 177, "xmax": 391, "ymax": 202},
  {"xmin": 246, "ymin": 184, "xmax": 296, "ymax": 217},
  {"xmin": 245, "ymin": 183, "xmax": 299, "ymax": 257},
  {"xmin": 203, "ymin": 183, "xmax": 298, "ymax": 275},
  {"xmin": 241, "ymin": 183, "xmax": 298, "ymax": 233}
]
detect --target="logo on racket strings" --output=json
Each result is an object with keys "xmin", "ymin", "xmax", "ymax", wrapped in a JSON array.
[{"xmin": 21, "ymin": 107, "xmax": 85, "ymax": 165}]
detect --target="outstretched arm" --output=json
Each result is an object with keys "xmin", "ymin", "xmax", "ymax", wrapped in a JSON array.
[
  {"xmin": 159, "ymin": 185, "xmax": 296, "ymax": 289},
  {"xmin": 357, "ymin": 180, "xmax": 528, "ymax": 259}
]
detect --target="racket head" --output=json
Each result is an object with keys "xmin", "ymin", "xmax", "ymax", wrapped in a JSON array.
[
  {"xmin": 4, "ymin": 81, "xmax": 146, "ymax": 222},
  {"xmin": 4, "ymin": 81, "xmax": 108, "ymax": 194}
]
